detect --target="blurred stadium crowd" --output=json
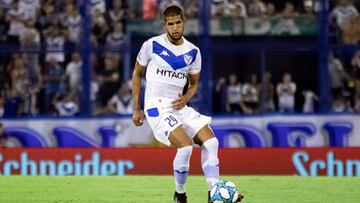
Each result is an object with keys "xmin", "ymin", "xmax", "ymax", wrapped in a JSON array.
[{"xmin": 0, "ymin": 0, "xmax": 359, "ymax": 117}]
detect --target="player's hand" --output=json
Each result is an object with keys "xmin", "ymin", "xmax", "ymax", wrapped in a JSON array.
[
  {"xmin": 132, "ymin": 109, "xmax": 145, "ymax": 126},
  {"xmin": 172, "ymin": 93, "xmax": 188, "ymax": 110}
]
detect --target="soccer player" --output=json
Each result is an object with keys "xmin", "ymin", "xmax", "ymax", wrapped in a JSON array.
[{"xmin": 131, "ymin": 2, "xmax": 244, "ymax": 203}]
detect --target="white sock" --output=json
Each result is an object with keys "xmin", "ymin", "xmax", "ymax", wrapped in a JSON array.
[
  {"xmin": 202, "ymin": 137, "xmax": 220, "ymax": 191},
  {"xmin": 173, "ymin": 146, "xmax": 193, "ymax": 194}
]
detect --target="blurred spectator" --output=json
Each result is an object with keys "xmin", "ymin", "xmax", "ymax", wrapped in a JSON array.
[
  {"xmin": 184, "ymin": 0, "xmax": 199, "ymax": 19},
  {"xmin": 91, "ymin": 78, "xmax": 100, "ymax": 113},
  {"xmin": 355, "ymin": 95, "xmax": 360, "ymax": 112},
  {"xmin": 43, "ymin": 26, "xmax": 66, "ymax": 64},
  {"xmin": 0, "ymin": 8, "xmax": 8, "ymax": 43},
  {"xmin": 108, "ymin": 81, "xmax": 133, "ymax": 114},
  {"xmin": 232, "ymin": 0, "xmax": 247, "ymax": 18},
  {"xmin": 242, "ymin": 74, "xmax": 259, "ymax": 114},
  {"xmin": 91, "ymin": 0, "xmax": 106, "ymax": 14},
  {"xmin": 0, "ymin": 123, "xmax": 8, "ymax": 147},
  {"xmin": 19, "ymin": 19, "xmax": 40, "ymax": 45},
  {"xmin": 91, "ymin": 8, "xmax": 109, "ymax": 46},
  {"xmin": 276, "ymin": 72, "xmax": 296, "ymax": 113},
  {"xmin": 105, "ymin": 21, "xmax": 125, "ymax": 66},
  {"xmin": 302, "ymin": 0, "xmax": 315, "ymax": 17},
  {"xmin": 23, "ymin": 75, "xmax": 42, "ymax": 116},
  {"xmin": 331, "ymin": 94, "xmax": 352, "ymax": 113},
  {"xmin": 211, "ymin": 0, "xmax": 225, "ymax": 18},
  {"xmin": 225, "ymin": 73, "xmax": 243, "ymax": 113},
  {"xmin": 52, "ymin": 90, "xmax": 79, "ymax": 116},
  {"xmin": 247, "ymin": 0, "xmax": 266, "ymax": 17},
  {"xmin": 3, "ymin": 86, "xmax": 22, "ymax": 117},
  {"xmin": 8, "ymin": 54, "xmax": 27, "ymax": 96},
  {"xmin": 0, "ymin": 95, "xmax": 4, "ymax": 117},
  {"xmin": 38, "ymin": 1, "xmax": 58, "ymax": 30},
  {"xmin": 213, "ymin": 77, "xmax": 226, "ymax": 113},
  {"xmin": 6, "ymin": 1, "xmax": 26, "ymax": 45},
  {"xmin": 351, "ymin": 50, "xmax": 360, "ymax": 112},
  {"xmin": 65, "ymin": 52, "xmax": 82, "ymax": 93},
  {"xmin": 313, "ymin": 0, "xmax": 321, "ymax": 13},
  {"xmin": 61, "ymin": 3, "xmax": 82, "ymax": 45},
  {"xmin": 302, "ymin": 90, "xmax": 319, "ymax": 113},
  {"xmin": 21, "ymin": 22, "xmax": 42, "ymax": 115},
  {"xmin": 0, "ymin": 58, "xmax": 8, "ymax": 93},
  {"xmin": 329, "ymin": 53, "xmax": 347, "ymax": 98},
  {"xmin": 0, "ymin": 0, "xmax": 13, "ymax": 10},
  {"xmin": 265, "ymin": 3, "xmax": 276, "ymax": 17},
  {"xmin": 106, "ymin": 0, "xmax": 128, "ymax": 27},
  {"xmin": 42, "ymin": 58, "xmax": 65, "ymax": 114},
  {"xmin": 18, "ymin": 0, "xmax": 40, "ymax": 21},
  {"xmin": 143, "ymin": 0, "xmax": 157, "ymax": 19},
  {"xmin": 330, "ymin": 0, "xmax": 358, "ymax": 30},
  {"xmin": 341, "ymin": 16, "xmax": 360, "ymax": 44},
  {"xmin": 259, "ymin": 72, "xmax": 275, "ymax": 113},
  {"xmin": 281, "ymin": 2, "xmax": 298, "ymax": 18},
  {"xmin": 97, "ymin": 56, "xmax": 119, "ymax": 113},
  {"xmin": 214, "ymin": 0, "xmax": 246, "ymax": 18}
]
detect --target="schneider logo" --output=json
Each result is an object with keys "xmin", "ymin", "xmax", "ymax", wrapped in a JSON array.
[
  {"xmin": 292, "ymin": 151, "xmax": 360, "ymax": 176},
  {"xmin": 0, "ymin": 152, "xmax": 134, "ymax": 176}
]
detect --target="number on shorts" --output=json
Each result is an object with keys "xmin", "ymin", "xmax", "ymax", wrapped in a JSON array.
[{"xmin": 165, "ymin": 115, "xmax": 178, "ymax": 127}]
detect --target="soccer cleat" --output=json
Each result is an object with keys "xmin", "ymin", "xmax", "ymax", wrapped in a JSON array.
[
  {"xmin": 173, "ymin": 191, "xmax": 187, "ymax": 203},
  {"xmin": 208, "ymin": 191, "xmax": 212, "ymax": 203},
  {"xmin": 236, "ymin": 192, "xmax": 245, "ymax": 202}
]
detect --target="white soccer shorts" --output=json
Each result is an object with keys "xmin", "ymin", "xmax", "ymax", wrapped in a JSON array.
[{"xmin": 144, "ymin": 98, "xmax": 211, "ymax": 146}]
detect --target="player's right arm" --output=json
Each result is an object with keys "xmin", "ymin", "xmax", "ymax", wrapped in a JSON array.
[
  {"xmin": 132, "ymin": 39, "xmax": 151, "ymax": 126},
  {"xmin": 132, "ymin": 61, "xmax": 145, "ymax": 126}
]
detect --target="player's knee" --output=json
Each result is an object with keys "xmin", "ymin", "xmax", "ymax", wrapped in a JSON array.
[
  {"xmin": 178, "ymin": 140, "xmax": 193, "ymax": 148},
  {"xmin": 174, "ymin": 146, "xmax": 193, "ymax": 171},
  {"xmin": 202, "ymin": 137, "xmax": 219, "ymax": 167},
  {"xmin": 177, "ymin": 145, "xmax": 193, "ymax": 157},
  {"xmin": 203, "ymin": 137, "xmax": 219, "ymax": 150}
]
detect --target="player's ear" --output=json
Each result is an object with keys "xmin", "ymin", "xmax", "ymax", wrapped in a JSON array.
[
  {"xmin": 162, "ymin": 19, "xmax": 167, "ymax": 29},
  {"xmin": 162, "ymin": 16, "xmax": 168, "ymax": 25}
]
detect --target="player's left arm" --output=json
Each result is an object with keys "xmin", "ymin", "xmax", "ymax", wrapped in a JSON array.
[{"xmin": 172, "ymin": 73, "xmax": 200, "ymax": 110}]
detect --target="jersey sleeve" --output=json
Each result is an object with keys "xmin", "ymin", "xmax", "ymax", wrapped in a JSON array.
[
  {"xmin": 136, "ymin": 40, "xmax": 151, "ymax": 67},
  {"xmin": 189, "ymin": 48, "xmax": 201, "ymax": 75}
]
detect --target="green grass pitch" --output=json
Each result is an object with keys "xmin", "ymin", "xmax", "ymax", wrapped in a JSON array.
[{"xmin": 0, "ymin": 176, "xmax": 359, "ymax": 202}]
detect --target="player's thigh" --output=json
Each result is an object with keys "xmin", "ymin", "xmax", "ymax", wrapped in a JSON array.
[
  {"xmin": 193, "ymin": 125, "xmax": 215, "ymax": 147},
  {"xmin": 169, "ymin": 125, "xmax": 193, "ymax": 148}
]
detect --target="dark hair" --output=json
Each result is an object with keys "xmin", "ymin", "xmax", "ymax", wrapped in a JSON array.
[{"xmin": 163, "ymin": 6, "xmax": 184, "ymax": 22}]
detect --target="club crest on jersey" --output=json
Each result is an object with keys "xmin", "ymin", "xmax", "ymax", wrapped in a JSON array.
[
  {"xmin": 183, "ymin": 54, "xmax": 192, "ymax": 66},
  {"xmin": 153, "ymin": 41, "xmax": 197, "ymax": 70}
]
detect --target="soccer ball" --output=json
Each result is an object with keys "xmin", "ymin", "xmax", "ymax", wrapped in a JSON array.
[{"xmin": 210, "ymin": 181, "xmax": 238, "ymax": 203}]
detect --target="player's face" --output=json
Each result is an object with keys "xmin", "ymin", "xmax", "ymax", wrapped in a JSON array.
[{"xmin": 164, "ymin": 15, "xmax": 184, "ymax": 42}]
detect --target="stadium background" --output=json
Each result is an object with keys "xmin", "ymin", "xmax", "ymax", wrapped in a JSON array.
[{"xmin": 0, "ymin": 0, "xmax": 360, "ymax": 178}]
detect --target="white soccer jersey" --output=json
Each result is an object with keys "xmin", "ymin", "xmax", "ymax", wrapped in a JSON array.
[{"xmin": 137, "ymin": 33, "xmax": 201, "ymax": 103}]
